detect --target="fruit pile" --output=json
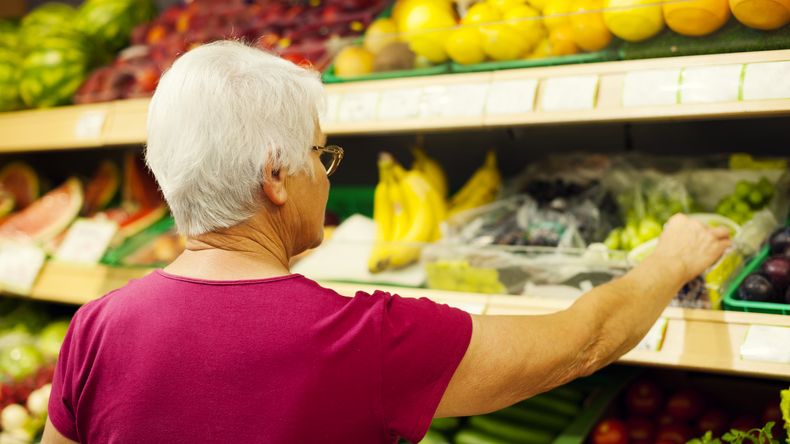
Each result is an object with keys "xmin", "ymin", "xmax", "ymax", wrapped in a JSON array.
[
  {"xmin": 0, "ymin": 0, "xmax": 154, "ymax": 111},
  {"xmin": 715, "ymin": 178, "xmax": 775, "ymax": 225},
  {"xmin": 0, "ymin": 154, "xmax": 166, "ymax": 266},
  {"xmin": 736, "ymin": 227, "xmax": 790, "ymax": 305},
  {"xmin": 591, "ymin": 378, "xmax": 787, "ymax": 444},
  {"xmin": 78, "ymin": 0, "xmax": 387, "ymax": 102},
  {"xmin": 368, "ymin": 148, "xmax": 501, "ymax": 272},
  {"xmin": 0, "ymin": 302, "xmax": 71, "ymax": 443}
]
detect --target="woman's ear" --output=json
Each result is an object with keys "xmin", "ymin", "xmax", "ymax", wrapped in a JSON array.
[{"xmin": 262, "ymin": 163, "xmax": 288, "ymax": 206}]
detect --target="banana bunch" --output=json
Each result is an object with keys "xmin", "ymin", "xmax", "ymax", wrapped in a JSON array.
[
  {"xmin": 412, "ymin": 146, "xmax": 448, "ymax": 198},
  {"xmin": 448, "ymin": 150, "xmax": 502, "ymax": 218},
  {"xmin": 368, "ymin": 153, "xmax": 446, "ymax": 273}
]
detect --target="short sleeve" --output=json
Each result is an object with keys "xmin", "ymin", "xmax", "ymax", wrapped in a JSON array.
[
  {"xmin": 48, "ymin": 315, "xmax": 81, "ymax": 442},
  {"xmin": 378, "ymin": 293, "xmax": 472, "ymax": 443}
]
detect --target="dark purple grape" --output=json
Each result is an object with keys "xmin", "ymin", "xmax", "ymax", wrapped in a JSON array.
[
  {"xmin": 769, "ymin": 227, "xmax": 790, "ymax": 255},
  {"xmin": 738, "ymin": 274, "xmax": 777, "ymax": 302}
]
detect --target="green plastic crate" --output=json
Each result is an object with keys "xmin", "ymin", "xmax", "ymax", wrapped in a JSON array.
[
  {"xmin": 722, "ymin": 244, "xmax": 790, "ymax": 315},
  {"xmin": 326, "ymin": 185, "xmax": 375, "ymax": 220},
  {"xmin": 450, "ymin": 44, "xmax": 620, "ymax": 74},
  {"xmin": 620, "ymin": 20, "xmax": 790, "ymax": 60}
]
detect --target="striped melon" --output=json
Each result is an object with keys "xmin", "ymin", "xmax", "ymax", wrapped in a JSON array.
[
  {"xmin": 0, "ymin": 47, "xmax": 22, "ymax": 111},
  {"xmin": 77, "ymin": 0, "xmax": 155, "ymax": 56},
  {"xmin": 19, "ymin": 37, "xmax": 91, "ymax": 108},
  {"xmin": 0, "ymin": 20, "xmax": 18, "ymax": 49},
  {"xmin": 19, "ymin": 3, "xmax": 81, "ymax": 54}
]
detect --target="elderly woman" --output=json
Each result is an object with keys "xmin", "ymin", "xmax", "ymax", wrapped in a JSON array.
[{"xmin": 43, "ymin": 41, "xmax": 730, "ymax": 444}]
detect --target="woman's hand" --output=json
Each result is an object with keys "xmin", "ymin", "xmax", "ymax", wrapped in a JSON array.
[{"xmin": 651, "ymin": 214, "xmax": 732, "ymax": 283}]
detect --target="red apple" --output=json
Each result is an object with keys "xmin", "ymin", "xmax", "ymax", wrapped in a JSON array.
[
  {"xmin": 627, "ymin": 417, "xmax": 655, "ymax": 443},
  {"xmin": 592, "ymin": 419, "xmax": 628, "ymax": 444},
  {"xmin": 626, "ymin": 379, "xmax": 664, "ymax": 416},
  {"xmin": 666, "ymin": 389, "xmax": 706, "ymax": 422},
  {"xmin": 697, "ymin": 408, "xmax": 730, "ymax": 437},
  {"xmin": 656, "ymin": 424, "xmax": 695, "ymax": 444}
]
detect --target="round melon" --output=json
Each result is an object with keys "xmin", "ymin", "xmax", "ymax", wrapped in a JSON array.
[
  {"xmin": 0, "ymin": 189, "xmax": 13, "ymax": 217},
  {"xmin": 0, "ymin": 162, "xmax": 39, "ymax": 209},
  {"xmin": 83, "ymin": 160, "xmax": 120, "ymax": 216},
  {"xmin": 19, "ymin": 2, "xmax": 81, "ymax": 53},
  {"xmin": 0, "ymin": 47, "xmax": 22, "ymax": 112},
  {"xmin": 0, "ymin": 20, "xmax": 18, "ymax": 49},
  {"xmin": 0, "ymin": 177, "xmax": 83, "ymax": 244},
  {"xmin": 19, "ymin": 37, "xmax": 91, "ymax": 108},
  {"xmin": 77, "ymin": 0, "xmax": 156, "ymax": 56}
]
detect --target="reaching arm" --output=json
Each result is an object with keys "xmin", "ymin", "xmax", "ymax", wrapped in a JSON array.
[{"xmin": 435, "ymin": 214, "xmax": 731, "ymax": 418}]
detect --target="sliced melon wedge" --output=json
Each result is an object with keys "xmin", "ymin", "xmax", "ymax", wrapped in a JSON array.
[{"xmin": 0, "ymin": 178, "xmax": 83, "ymax": 244}]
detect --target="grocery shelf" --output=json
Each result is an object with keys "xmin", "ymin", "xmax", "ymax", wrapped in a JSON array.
[
  {"xmin": 2, "ymin": 50, "xmax": 790, "ymax": 152},
  {"xmin": 2, "ymin": 266, "xmax": 789, "ymax": 379}
]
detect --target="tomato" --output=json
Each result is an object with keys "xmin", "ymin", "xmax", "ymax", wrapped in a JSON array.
[
  {"xmin": 666, "ymin": 390, "xmax": 706, "ymax": 422},
  {"xmin": 626, "ymin": 379, "xmax": 664, "ymax": 416},
  {"xmin": 656, "ymin": 424, "xmax": 694, "ymax": 444},
  {"xmin": 658, "ymin": 411, "xmax": 677, "ymax": 426},
  {"xmin": 627, "ymin": 417, "xmax": 655, "ymax": 442},
  {"xmin": 697, "ymin": 408, "xmax": 730, "ymax": 437},
  {"xmin": 592, "ymin": 419, "xmax": 629, "ymax": 444}
]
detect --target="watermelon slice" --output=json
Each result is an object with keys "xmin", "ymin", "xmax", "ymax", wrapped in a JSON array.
[
  {"xmin": 83, "ymin": 160, "xmax": 120, "ymax": 216},
  {"xmin": 123, "ymin": 153, "xmax": 163, "ymax": 209},
  {"xmin": 102, "ymin": 204, "xmax": 168, "ymax": 244},
  {"xmin": 0, "ymin": 177, "xmax": 82, "ymax": 244},
  {"xmin": 0, "ymin": 162, "xmax": 40, "ymax": 210}
]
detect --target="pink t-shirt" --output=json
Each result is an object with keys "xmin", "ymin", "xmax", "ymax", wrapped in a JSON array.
[{"xmin": 48, "ymin": 271, "xmax": 472, "ymax": 443}]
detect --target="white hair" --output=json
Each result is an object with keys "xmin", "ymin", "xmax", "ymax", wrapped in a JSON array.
[{"xmin": 145, "ymin": 40, "xmax": 324, "ymax": 236}]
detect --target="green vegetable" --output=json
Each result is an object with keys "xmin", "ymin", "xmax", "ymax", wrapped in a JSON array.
[
  {"xmin": 490, "ymin": 404, "xmax": 571, "ymax": 432},
  {"xmin": 547, "ymin": 385, "xmax": 586, "ymax": 404},
  {"xmin": 455, "ymin": 429, "xmax": 511, "ymax": 444},
  {"xmin": 781, "ymin": 388, "xmax": 789, "ymax": 442},
  {"xmin": 418, "ymin": 429, "xmax": 448, "ymax": 444},
  {"xmin": 688, "ymin": 423, "xmax": 783, "ymax": 444},
  {"xmin": 429, "ymin": 417, "xmax": 459, "ymax": 432},
  {"xmin": 518, "ymin": 393, "xmax": 581, "ymax": 418},
  {"xmin": 469, "ymin": 416, "xmax": 555, "ymax": 444}
]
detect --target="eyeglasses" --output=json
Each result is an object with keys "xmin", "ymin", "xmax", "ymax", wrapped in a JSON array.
[{"xmin": 312, "ymin": 145, "xmax": 344, "ymax": 177}]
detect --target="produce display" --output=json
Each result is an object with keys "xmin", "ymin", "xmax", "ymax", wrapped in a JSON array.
[
  {"xmin": 368, "ymin": 148, "xmax": 501, "ymax": 273},
  {"xmin": 0, "ymin": 300, "xmax": 72, "ymax": 443},
  {"xmin": 591, "ymin": 375, "xmax": 789, "ymax": 444}
]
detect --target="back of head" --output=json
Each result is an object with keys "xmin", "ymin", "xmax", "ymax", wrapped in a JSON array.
[{"xmin": 146, "ymin": 40, "xmax": 324, "ymax": 236}]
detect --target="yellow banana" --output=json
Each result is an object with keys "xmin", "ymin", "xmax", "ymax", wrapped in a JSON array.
[
  {"xmin": 368, "ymin": 155, "xmax": 395, "ymax": 273},
  {"xmin": 387, "ymin": 169, "xmax": 438, "ymax": 269},
  {"xmin": 448, "ymin": 150, "xmax": 501, "ymax": 214},
  {"xmin": 412, "ymin": 146, "xmax": 448, "ymax": 198}
]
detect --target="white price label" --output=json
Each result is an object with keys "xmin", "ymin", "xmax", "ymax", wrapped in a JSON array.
[
  {"xmin": 541, "ymin": 75, "xmax": 599, "ymax": 111},
  {"xmin": 377, "ymin": 88, "xmax": 422, "ymax": 120},
  {"xmin": 319, "ymin": 93, "xmax": 342, "ymax": 125},
  {"xmin": 54, "ymin": 218, "xmax": 118, "ymax": 265},
  {"xmin": 742, "ymin": 61, "xmax": 790, "ymax": 100},
  {"xmin": 337, "ymin": 92, "xmax": 379, "ymax": 122},
  {"xmin": 680, "ymin": 64, "xmax": 743, "ymax": 104},
  {"xmin": 635, "ymin": 317, "xmax": 668, "ymax": 351},
  {"xmin": 419, "ymin": 86, "xmax": 450, "ymax": 118},
  {"xmin": 0, "ymin": 242, "xmax": 46, "ymax": 294},
  {"xmin": 485, "ymin": 79, "xmax": 538, "ymax": 115},
  {"xmin": 622, "ymin": 69, "xmax": 681, "ymax": 107},
  {"xmin": 740, "ymin": 325, "xmax": 790, "ymax": 364},
  {"xmin": 442, "ymin": 83, "xmax": 489, "ymax": 118},
  {"xmin": 74, "ymin": 110, "xmax": 107, "ymax": 139}
]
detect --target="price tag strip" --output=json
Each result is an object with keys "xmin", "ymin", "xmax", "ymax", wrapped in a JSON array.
[
  {"xmin": 634, "ymin": 317, "xmax": 668, "ymax": 352},
  {"xmin": 74, "ymin": 110, "xmax": 107, "ymax": 140},
  {"xmin": 377, "ymin": 88, "xmax": 422, "ymax": 120},
  {"xmin": 337, "ymin": 92, "xmax": 380, "ymax": 122},
  {"xmin": 541, "ymin": 75, "xmax": 599, "ymax": 112},
  {"xmin": 319, "ymin": 93, "xmax": 342, "ymax": 125},
  {"xmin": 419, "ymin": 86, "xmax": 450, "ymax": 118},
  {"xmin": 441, "ymin": 83, "xmax": 489, "ymax": 118},
  {"xmin": 740, "ymin": 325, "xmax": 790, "ymax": 364},
  {"xmin": 622, "ymin": 69, "xmax": 682, "ymax": 107},
  {"xmin": 742, "ymin": 61, "xmax": 790, "ymax": 101},
  {"xmin": 54, "ymin": 218, "xmax": 119, "ymax": 265},
  {"xmin": 0, "ymin": 241, "xmax": 46, "ymax": 295},
  {"xmin": 679, "ymin": 64, "xmax": 743, "ymax": 104},
  {"xmin": 485, "ymin": 79, "xmax": 538, "ymax": 116}
]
